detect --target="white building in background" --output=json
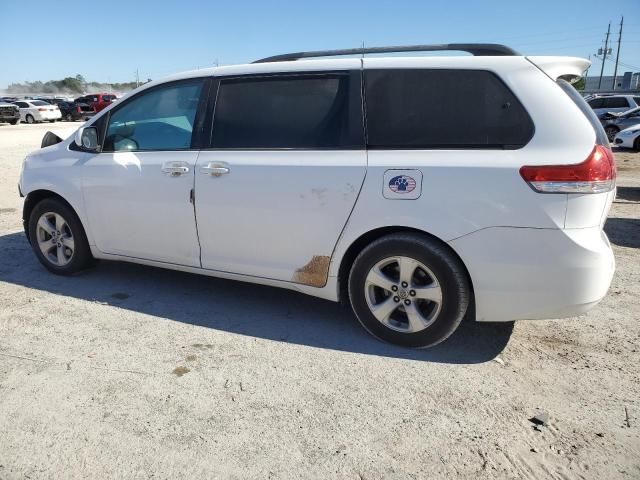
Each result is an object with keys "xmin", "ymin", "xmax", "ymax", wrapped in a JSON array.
[{"xmin": 585, "ymin": 71, "xmax": 640, "ymax": 92}]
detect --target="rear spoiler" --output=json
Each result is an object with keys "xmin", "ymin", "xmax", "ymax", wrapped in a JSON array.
[{"xmin": 526, "ymin": 56, "xmax": 590, "ymax": 81}]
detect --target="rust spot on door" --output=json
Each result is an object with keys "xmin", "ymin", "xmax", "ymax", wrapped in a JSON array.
[{"xmin": 293, "ymin": 255, "xmax": 330, "ymax": 287}]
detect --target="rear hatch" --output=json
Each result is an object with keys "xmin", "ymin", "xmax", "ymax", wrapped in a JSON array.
[{"xmin": 524, "ymin": 56, "xmax": 615, "ymax": 229}]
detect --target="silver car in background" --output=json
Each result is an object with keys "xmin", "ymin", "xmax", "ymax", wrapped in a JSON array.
[{"xmin": 602, "ymin": 107, "xmax": 640, "ymax": 141}]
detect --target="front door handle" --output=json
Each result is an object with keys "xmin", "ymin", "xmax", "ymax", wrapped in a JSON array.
[
  {"xmin": 201, "ymin": 162, "xmax": 230, "ymax": 177},
  {"xmin": 161, "ymin": 161, "xmax": 190, "ymax": 177}
]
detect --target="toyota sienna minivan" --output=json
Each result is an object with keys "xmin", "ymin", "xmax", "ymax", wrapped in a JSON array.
[{"xmin": 18, "ymin": 44, "xmax": 616, "ymax": 348}]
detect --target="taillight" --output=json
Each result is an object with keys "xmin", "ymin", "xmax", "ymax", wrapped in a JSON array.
[
  {"xmin": 37, "ymin": 108, "xmax": 47, "ymax": 112},
  {"xmin": 76, "ymin": 106, "xmax": 81, "ymax": 113},
  {"xmin": 519, "ymin": 145, "xmax": 616, "ymax": 194}
]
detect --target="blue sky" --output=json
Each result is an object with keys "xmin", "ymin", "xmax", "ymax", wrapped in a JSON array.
[{"xmin": 1, "ymin": 0, "xmax": 638, "ymax": 88}]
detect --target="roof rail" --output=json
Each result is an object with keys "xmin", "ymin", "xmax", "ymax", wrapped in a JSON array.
[{"xmin": 253, "ymin": 43, "xmax": 519, "ymax": 63}]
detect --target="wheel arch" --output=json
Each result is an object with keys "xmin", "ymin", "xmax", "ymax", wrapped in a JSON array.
[
  {"xmin": 23, "ymin": 189, "xmax": 86, "ymax": 242},
  {"xmin": 336, "ymin": 226, "xmax": 476, "ymax": 319}
]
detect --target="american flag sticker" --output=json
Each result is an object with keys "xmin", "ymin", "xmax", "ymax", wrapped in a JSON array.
[{"xmin": 388, "ymin": 175, "xmax": 417, "ymax": 193}]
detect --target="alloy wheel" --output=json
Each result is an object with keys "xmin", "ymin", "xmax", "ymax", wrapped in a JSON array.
[
  {"xmin": 35, "ymin": 212, "xmax": 75, "ymax": 266},
  {"xmin": 364, "ymin": 256, "xmax": 443, "ymax": 333}
]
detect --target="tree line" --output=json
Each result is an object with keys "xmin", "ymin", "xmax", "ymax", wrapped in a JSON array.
[{"xmin": 5, "ymin": 74, "xmax": 150, "ymax": 95}]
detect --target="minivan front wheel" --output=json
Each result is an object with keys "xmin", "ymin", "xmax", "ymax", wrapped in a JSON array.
[
  {"xmin": 348, "ymin": 233, "xmax": 470, "ymax": 348},
  {"xmin": 28, "ymin": 198, "xmax": 93, "ymax": 275}
]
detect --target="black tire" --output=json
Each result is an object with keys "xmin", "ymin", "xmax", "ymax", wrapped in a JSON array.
[
  {"xmin": 605, "ymin": 125, "xmax": 619, "ymax": 142},
  {"xmin": 65, "ymin": 113, "xmax": 73, "ymax": 122},
  {"xmin": 26, "ymin": 114, "xmax": 35, "ymax": 124},
  {"xmin": 348, "ymin": 233, "xmax": 470, "ymax": 348},
  {"xmin": 634, "ymin": 136, "xmax": 640, "ymax": 151},
  {"xmin": 9, "ymin": 119, "xmax": 19, "ymax": 125},
  {"xmin": 28, "ymin": 198, "xmax": 93, "ymax": 275},
  {"xmin": 49, "ymin": 119, "xmax": 56, "ymax": 123}
]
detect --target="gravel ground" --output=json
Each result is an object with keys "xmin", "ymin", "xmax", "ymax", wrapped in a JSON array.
[{"xmin": 0, "ymin": 122, "xmax": 639, "ymax": 479}]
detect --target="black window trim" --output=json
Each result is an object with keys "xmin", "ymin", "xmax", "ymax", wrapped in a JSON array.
[
  {"xmin": 362, "ymin": 67, "xmax": 535, "ymax": 151},
  {"xmin": 97, "ymin": 76, "xmax": 212, "ymax": 154},
  {"xmin": 204, "ymin": 70, "xmax": 366, "ymax": 151}
]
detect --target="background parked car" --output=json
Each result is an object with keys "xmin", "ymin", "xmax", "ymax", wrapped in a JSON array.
[
  {"xmin": 613, "ymin": 125, "xmax": 640, "ymax": 150},
  {"xmin": 587, "ymin": 94, "xmax": 640, "ymax": 117},
  {"xmin": 75, "ymin": 93, "xmax": 116, "ymax": 112},
  {"xmin": 0, "ymin": 101, "xmax": 20, "ymax": 124},
  {"xmin": 35, "ymin": 97, "xmax": 71, "ymax": 107},
  {"xmin": 58, "ymin": 101, "xmax": 96, "ymax": 122},
  {"xmin": 601, "ymin": 107, "xmax": 640, "ymax": 141},
  {"xmin": 12, "ymin": 100, "xmax": 62, "ymax": 124}
]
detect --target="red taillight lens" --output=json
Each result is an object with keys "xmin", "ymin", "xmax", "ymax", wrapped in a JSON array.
[
  {"xmin": 519, "ymin": 145, "xmax": 616, "ymax": 194},
  {"xmin": 76, "ymin": 106, "xmax": 81, "ymax": 113},
  {"xmin": 37, "ymin": 108, "xmax": 47, "ymax": 112}
]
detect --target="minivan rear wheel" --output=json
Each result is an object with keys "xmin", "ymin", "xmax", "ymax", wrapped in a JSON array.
[
  {"xmin": 28, "ymin": 198, "xmax": 93, "ymax": 275},
  {"xmin": 348, "ymin": 233, "xmax": 470, "ymax": 348}
]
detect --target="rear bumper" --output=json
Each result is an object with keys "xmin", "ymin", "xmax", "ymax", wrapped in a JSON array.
[{"xmin": 449, "ymin": 226, "xmax": 615, "ymax": 322}]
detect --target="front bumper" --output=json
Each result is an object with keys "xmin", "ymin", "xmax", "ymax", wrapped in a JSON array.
[{"xmin": 449, "ymin": 226, "xmax": 615, "ymax": 322}]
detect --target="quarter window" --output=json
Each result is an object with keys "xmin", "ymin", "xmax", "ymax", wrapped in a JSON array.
[
  {"xmin": 364, "ymin": 69, "xmax": 534, "ymax": 149},
  {"xmin": 104, "ymin": 80, "xmax": 203, "ymax": 152},
  {"xmin": 211, "ymin": 73, "xmax": 363, "ymax": 149}
]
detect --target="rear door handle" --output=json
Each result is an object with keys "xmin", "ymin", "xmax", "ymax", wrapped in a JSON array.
[
  {"xmin": 201, "ymin": 162, "xmax": 230, "ymax": 177},
  {"xmin": 161, "ymin": 161, "xmax": 190, "ymax": 177}
]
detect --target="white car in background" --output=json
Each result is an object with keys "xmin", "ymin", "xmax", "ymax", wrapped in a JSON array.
[
  {"xmin": 613, "ymin": 125, "xmax": 640, "ymax": 150},
  {"xmin": 13, "ymin": 100, "xmax": 62, "ymax": 124},
  {"xmin": 18, "ymin": 44, "xmax": 616, "ymax": 349}
]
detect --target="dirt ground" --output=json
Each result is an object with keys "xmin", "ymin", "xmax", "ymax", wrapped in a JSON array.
[{"xmin": 0, "ymin": 122, "xmax": 638, "ymax": 479}]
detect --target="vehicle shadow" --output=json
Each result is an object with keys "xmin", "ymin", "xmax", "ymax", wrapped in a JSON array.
[
  {"xmin": 605, "ymin": 217, "xmax": 640, "ymax": 248},
  {"xmin": 0, "ymin": 231, "xmax": 513, "ymax": 364}
]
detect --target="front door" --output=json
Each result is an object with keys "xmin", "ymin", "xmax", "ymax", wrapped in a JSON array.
[
  {"xmin": 82, "ymin": 79, "xmax": 206, "ymax": 267},
  {"xmin": 195, "ymin": 68, "xmax": 366, "ymax": 286}
]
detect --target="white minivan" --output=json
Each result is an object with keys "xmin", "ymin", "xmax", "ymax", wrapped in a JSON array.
[{"xmin": 19, "ymin": 44, "xmax": 616, "ymax": 348}]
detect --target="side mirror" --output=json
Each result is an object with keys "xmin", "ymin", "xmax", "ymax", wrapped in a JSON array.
[{"xmin": 75, "ymin": 126, "xmax": 99, "ymax": 151}]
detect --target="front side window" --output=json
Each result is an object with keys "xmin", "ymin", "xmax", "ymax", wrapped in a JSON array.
[
  {"xmin": 364, "ymin": 69, "xmax": 534, "ymax": 149},
  {"xmin": 104, "ymin": 80, "xmax": 203, "ymax": 152},
  {"xmin": 211, "ymin": 73, "xmax": 363, "ymax": 149}
]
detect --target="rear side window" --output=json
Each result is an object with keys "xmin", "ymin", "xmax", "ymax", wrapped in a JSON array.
[
  {"xmin": 211, "ymin": 73, "xmax": 364, "ymax": 149},
  {"xmin": 602, "ymin": 97, "xmax": 629, "ymax": 108},
  {"xmin": 588, "ymin": 98, "xmax": 604, "ymax": 108},
  {"xmin": 557, "ymin": 80, "xmax": 608, "ymax": 146},
  {"xmin": 364, "ymin": 69, "xmax": 534, "ymax": 149}
]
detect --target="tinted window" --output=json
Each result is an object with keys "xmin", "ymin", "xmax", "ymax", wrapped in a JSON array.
[
  {"xmin": 588, "ymin": 98, "xmax": 604, "ymax": 108},
  {"xmin": 602, "ymin": 97, "xmax": 629, "ymax": 108},
  {"xmin": 211, "ymin": 73, "xmax": 363, "ymax": 149},
  {"xmin": 31, "ymin": 100, "xmax": 50, "ymax": 106},
  {"xmin": 16, "ymin": 102, "xmax": 28, "ymax": 108},
  {"xmin": 104, "ymin": 80, "xmax": 203, "ymax": 152},
  {"xmin": 102, "ymin": 95, "xmax": 116, "ymax": 102},
  {"xmin": 364, "ymin": 69, "xmax": 533, "ymax": 148},
  {"xmin": 634, "ymin": 97, "xmax": 640, "ymax": 106}
]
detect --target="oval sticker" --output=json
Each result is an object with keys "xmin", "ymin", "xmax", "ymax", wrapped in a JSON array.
[{"xmin": 388, "ymin": 175, "xmax": 416, "ymax": 193}]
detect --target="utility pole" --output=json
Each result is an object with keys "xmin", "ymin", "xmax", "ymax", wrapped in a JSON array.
[
  {"xmin": 598, "ymin": 22, "xmax": 611, "ymax": 90},
  {"xmin": 135, "ymin": 69, "xmax": 140, "ymax": 88},
  {"xmin": 612, "ymin": 16, "xmax": 624, "ymax": 90}
]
